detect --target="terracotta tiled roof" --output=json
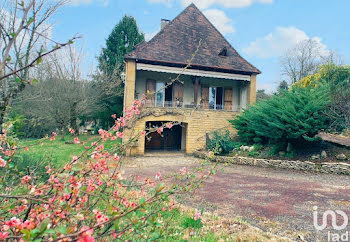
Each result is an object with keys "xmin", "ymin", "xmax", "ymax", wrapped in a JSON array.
[{"xmin": 125, "ymin": 3, "xmax": 260, "ymax": 75}]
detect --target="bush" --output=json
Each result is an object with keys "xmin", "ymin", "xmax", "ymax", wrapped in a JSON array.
[
  {"xmin": 11, "ymin": 154, "xmax": 50, "ymax": 183},
  {"xmin": 293, "ymin": 64, "xmax": 350, "ymax": 132},
  {"xmin": 207, "ymin": 130, "xmax": 237, "ymax": 155},
  {"xmin": 230, "ymin": 85, "xmax": 330, "ymax": 148}
]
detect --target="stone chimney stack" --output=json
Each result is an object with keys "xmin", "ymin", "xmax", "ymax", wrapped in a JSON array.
[{"xmin": 161, "ymin": 19, "xmax": 170, "ymax": 29}]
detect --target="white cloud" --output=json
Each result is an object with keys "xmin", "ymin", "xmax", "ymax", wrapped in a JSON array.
[
  {"xmin": 144, "ymin": 8, "xmax": 234, "ymax": 40},
  {"xmin": 203, "ymin": 9, "xmax": 235, "ymax": 35},
  {"xmin": 145, "ymin": 29, "xmax": 160, "ymax": 41},
  {"xmin": 257, "ymin": 82, "xmax": 276, "ymax": 94},
  {"xmin": 242, "ymin": 26, "xmax": 328, "ymax": 58},
  {"xmin": 148, "ymin": 0, "xmax": 273, "ymax": 9},
  {"xmin": 69, "ymin": 0, "xmax": 109, "ymax": 6}
]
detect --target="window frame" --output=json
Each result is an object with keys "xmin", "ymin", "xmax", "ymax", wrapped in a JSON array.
[
  {"xmin": 208, "ymin": 86, "xmax": 225, "ymax": 110},
  {"xmin": 155, "ymin": 81, "xmax": 165, "ymax": 107}
]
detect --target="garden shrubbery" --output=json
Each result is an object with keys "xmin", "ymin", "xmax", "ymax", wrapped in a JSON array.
[
  {"xmin": 207, "ymin": 130, "xmax": 238, "ymax": 155},
  {"xmin": 230, "ymin": 85, "xmax": 330, "ymax": 149},
  {"xmin": 293, "ymin": 64, "xmax": 350, "ymax": 133}
]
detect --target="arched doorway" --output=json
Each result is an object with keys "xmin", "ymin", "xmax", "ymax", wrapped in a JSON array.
[{"xmin": 145, "ymin": 121, "xmax": 184, "ymax": 151}]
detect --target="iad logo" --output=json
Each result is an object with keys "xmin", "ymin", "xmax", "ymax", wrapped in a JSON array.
[
  {"xmin": 313, "ymin": 206, "xmax": 349, "ymax": 241},
  {"xmin": 313, "ymin": 206, "xmax": 348, "ymax": 231}
]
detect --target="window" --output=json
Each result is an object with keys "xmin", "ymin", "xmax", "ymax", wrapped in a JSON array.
[
  {"xmin": 155, "ymin": 82, "xmax": 174, "ymax": 107},
  {"xmin": 156, "ymin": 82, "xmax": 165, "ymax": 107},
  {"xmin": 209, "ymin": 87, "xmax": 224, "ymax": 110},
  {"xmin": 219, "ymin": 47, "xmax": 228, "ymax": 57},
  {"xmin": 164, "ymin": 82, "xmax": 173, "ymax": 106}
]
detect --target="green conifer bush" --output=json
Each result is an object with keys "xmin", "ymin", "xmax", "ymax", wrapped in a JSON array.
[{"xmin": 230, "ymin": 86, "xmax": 330, "ymax": 147}]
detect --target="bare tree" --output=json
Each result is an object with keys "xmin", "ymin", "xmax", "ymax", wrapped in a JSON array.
[
  {"xmin": 16, "ymin": 46, "xmax": 92, "ymax": 139},
  {"xmin": 280, "ymin": 39, "xmax": 326, "ymax": 84},
  {"xmin": 89, "ymin": 59, "xmax": 124, "ymax": 128},
  {"xmin": 0, "ymin": 0, "xmax": 80, "ymax": 127}
]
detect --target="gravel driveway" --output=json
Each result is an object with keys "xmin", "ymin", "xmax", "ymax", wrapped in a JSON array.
[{"xmin": 124, "ymin": 152, "xmax": 350, "ymax": 241}]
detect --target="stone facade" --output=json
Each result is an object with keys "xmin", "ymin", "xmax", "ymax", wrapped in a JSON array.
[
  {"xmin": 122, "ymin": 4, "xmax": 260, "ymax": 156},
  {"xmin": 194, "ymin": 151, "xmax": 350, "ymax": 176},
  {"xmin": 123, "ymin": 60, "xmax": 256, "ymax": 156},
  {"xmin": 126, "ymin": 107, "xmax": 238, "ymax": 156}
]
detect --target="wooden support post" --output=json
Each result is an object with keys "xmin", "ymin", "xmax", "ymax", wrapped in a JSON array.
[{"xmin": 194, "ymin": 77, "xmax": 199, "ymax": 105}]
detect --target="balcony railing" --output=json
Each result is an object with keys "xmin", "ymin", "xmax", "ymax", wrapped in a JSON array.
[{"xmin": 144, "ymin": 100, "xmax": 241, "ymax": 112}]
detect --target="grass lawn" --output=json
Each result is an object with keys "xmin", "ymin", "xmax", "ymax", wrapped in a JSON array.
[
  {"xmin": 159, "ymin": 206, "xmax": 286, "ymax": 241},
  {"xmin": 12, "ymin": 135, "xmax": 286, "ymax": 241},
  {"xmin": 17, "ymin": 134, "xmax": 102, "ymax": 168}
]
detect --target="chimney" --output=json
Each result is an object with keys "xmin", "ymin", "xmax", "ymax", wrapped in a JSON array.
[{"xmin": 161, "ymin": 19, "xmax": 170, "ymax": 29}]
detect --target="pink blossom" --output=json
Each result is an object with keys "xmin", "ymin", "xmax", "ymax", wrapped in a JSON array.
[
  {"xmin": 113, "ymin": 190, "xmax": 120, "ymax": 199},
  {"xmin": 180, "ymin": 167, "xmax": 187, "ymax": 174},
  {"xmin": 155, "ymin": 172, "xmax": 161, "ymax": 180},
  {"xmin": 118, "ymin": 118, "xmax": 126, "ymax": 127},
  {"xmin": 134, "ymin": 99, "xmax": 141, "ymax": 106},
  {"xmin": 96, "ymin": 179, "xmax": 103, "ymax": 186},
  {"xmin": 141, "ymin": 131, "xmax": 146, "ymax": 137},
  {"xmin": 64, "ymin": 163, "xmax": 72, "ymax": 171},
  {"xmin": 95, "ymin": 145, "xmax": 104, "ymax": 152},
  {"xmin": 21, "ymin": 175, "xmax": 31, "ymax": 184},
  {"xmin": 50, "ymin": 132, "xmax": 57, "ymax": 141},
  {"xmin": 113, "ymin": 154, "xmax": 120, "ymax": 161},
  {"xmin": 78, "ymin": 227, "xmax": 94, "ymax": 242},
  {"xmin": 116, "ymin": 132, "xmax": 124, "ymax": 138},
  {"xmin": 113, "ymin": 122, "xmax": 120, "ymax": 131},
  {"xmin": 69, "ymin": 128, "xmax": 75, "ymax": 134},
  {"xmin": 166, "ymin": 122, "xmax": 173, "ymax": 129},
  {"xmin": 24, "ymin": 146, "xmax": 29, "ymax": 151},
  {"xmin": 72, "ymin": 156, "xmax": 78, "ymax": 164},
  {"xmin": 68, "ymin": 176, "xmax": 77, "ymax": 184},
  {"xmin": 111, "ymin": 114, "xmax": 116, "ymax": 119},
  {"xmin": 74, "ymin": 137, "xmax": 80, "ymax": 144},
  {"xmin": 194, "ymin": 210, "xmax": 201, "ymax": 220},
  {"xmin": 6, "ymin": 217, "xmax": 22, "ymax": 227},
  {"xmin": 0, "ymin": 232, "xmax": 8, "ymax": 239},
  {"xmin": 122, "ymin": 198, "xmax": 129, "ymax": 207},
  {"xmin": 0, "ymin": 157, "xmax": 6, "ymax": 167},
  {"xmin": 98, "ymin": 129, "xmax": 107, "ymax": 136},
  {"xmin": 157, "ymin": 127, "xmax": 163, "ymax": 134},
  {"xmin": 125, "ymin": 113, "xmax": 132, "ymax": 120}
]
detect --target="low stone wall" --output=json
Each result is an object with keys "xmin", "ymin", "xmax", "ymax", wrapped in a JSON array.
[{"xmin": 193, "ymin": 151, "xmax": 350, "ymax": 176}]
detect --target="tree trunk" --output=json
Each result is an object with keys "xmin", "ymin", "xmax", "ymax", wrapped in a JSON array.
[{"xmin": 61, "ymin": 126, "xmax": 65, "ymax": 141}]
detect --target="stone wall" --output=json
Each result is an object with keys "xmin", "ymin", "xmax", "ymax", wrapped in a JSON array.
[
  {"xmin": 125, "ymin": 108, "xmax": 238, "ymax": 155},
  {"xmin": 193, "ymin": 151, "xmax": 350, "ymax": 176}
]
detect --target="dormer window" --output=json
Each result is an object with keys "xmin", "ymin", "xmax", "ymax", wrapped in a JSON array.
[{"xmin": 219, "ymin": 47, "xmax": 228, "ymax": 57}]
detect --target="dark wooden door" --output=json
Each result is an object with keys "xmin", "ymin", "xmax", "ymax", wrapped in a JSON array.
[
  {"xmin": 173, "ymin": 82, "xmax": 184, "ymax": 107},
  {"xmin": 146, "ymin": 79, "xmax": 156, "ymax": 106},
  {"xmin": 224, "ymin": 88, "xmax": 233, "ymax": 111}
]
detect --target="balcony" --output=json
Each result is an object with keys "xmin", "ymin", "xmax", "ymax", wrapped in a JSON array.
[{"xmin": 144, "ymin": 100, "xmax": 241, "ymax": 112}]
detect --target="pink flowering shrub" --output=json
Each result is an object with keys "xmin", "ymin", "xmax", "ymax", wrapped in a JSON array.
[{"xmin": 0, "ymin": 97, "xmax": 215, "ymax": 241}]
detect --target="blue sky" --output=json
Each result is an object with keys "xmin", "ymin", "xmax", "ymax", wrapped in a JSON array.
[{"xmin": 52, "ymin": 0, "xmax": 350, "ymax": 92}]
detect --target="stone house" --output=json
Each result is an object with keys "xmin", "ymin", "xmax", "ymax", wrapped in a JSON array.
[{"xmin": 123, "ymin": 3, "xmax": 260, "ymax": 155}]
